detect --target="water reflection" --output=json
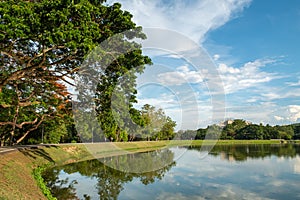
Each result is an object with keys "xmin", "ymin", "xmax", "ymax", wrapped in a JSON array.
[
  {"xmin": 43, "ymin": 148, "xmax": 175, "ymax": 199},
  {"xmin": 98, "ymin": 148, "xmax": 176, "ymax": 173},
  {"xmin": 198, "ymin": 144, "xmax": 300, "ymax": 161},
  {"xmin": 43, "ymin": 144, "xmax": 300, "ymax": 199}
]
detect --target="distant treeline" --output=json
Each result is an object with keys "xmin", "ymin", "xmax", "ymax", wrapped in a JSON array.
[{"xmin": 177, "ymin": 119, "xmax": 300, "ymax": 140}]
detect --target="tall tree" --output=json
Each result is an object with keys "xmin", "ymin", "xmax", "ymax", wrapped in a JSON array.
[
  {"xmin": 221, "ymin": 119, "xmax": 248, "ymax": 139},
  {"xmin": 0, "ymin": 0, "xmax": 151, "ymax": 145},
  {"xmin": 94, "ymin": 51, "xmax": 151, "ymax": 141},
  {"xmin": 139, "ymin": 104, "xmax": 176, "ymax": 141},
  {"xmin": 156, "ymin": 116, "xmax": 177, "ymax": 140}
]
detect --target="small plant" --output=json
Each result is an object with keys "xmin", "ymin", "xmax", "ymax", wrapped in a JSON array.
[{"xmin": 33, "ymin": 166, "xmax": 57, "ymax": 200}]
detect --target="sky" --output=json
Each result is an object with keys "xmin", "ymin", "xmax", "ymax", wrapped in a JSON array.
[{"xmin": 107, "ymin": 0, "xmax": 300, "ymax": 130}]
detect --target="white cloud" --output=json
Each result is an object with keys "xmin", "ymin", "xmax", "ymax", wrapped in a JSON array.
[
  {"xmin": 248, "ymin": 104, "xmax": 300, "ymax": 124},
  {"xmin": 225, "ymin": 102, "xmax": 276, "ymax": 125},
  {"xmin": 137, "ymin": 97, "xmax": 177, "ymax": 109},
  {"xmin": 213, "ymin": 54, "xmax": 220, "ymax": 61},
  {"xmin": 218, "ymin": 63, "xmax": 240, "ymax": 74},
  {"xmin": 245, "ymin": 97, "xmax": 260, "ymax": 103},
  {"xmin": 138, "ymin": 58, "xmax": 285, "ymax": 127},
  {"xmin": 261, "ymin": 92, "xmax": 281, "ymax": 100},
  {"xmin": 108, "ymin": 0, "xmax": 251, "ymax": 43},
  {"xmin": 218, "ymin": 58, "xmax": 279, "ymax": 94},
  {"xmin": 274, "ymin": 115, "xmax": 284, "ymax": 121},
  {"xmin": 157, "ymin": 65, "xmax": 204, "ymax": 86},
  {"xmin": 288, "ymin": 105, "xmax": 300, "ymax": 122},
  {"xmin": 262, "ymin": 88, "xmax": 300, "ymax": 101},
  {"xmin": 286, "ymin": 79, "xmax": 300, "ymax": 86}
]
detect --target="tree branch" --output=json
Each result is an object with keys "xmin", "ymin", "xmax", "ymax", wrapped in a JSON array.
[
  {"xmin": 15, "ymin": 116, "xmax": 45, "ymax": 145},
  {"xmin": 0, "ymin": 118, "xmax": 39, "ymax": 129}
]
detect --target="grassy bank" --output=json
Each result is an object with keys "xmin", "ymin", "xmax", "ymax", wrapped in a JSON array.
[
  {"xmin": 0, "ymin": 140, "xmax": 289, "ymax": 199},
  {"xmin": 0, "ymin": 144, "xmax": 92, "ymax": 200}
]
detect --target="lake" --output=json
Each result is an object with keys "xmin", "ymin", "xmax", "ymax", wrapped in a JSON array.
[{"xmin": 43, "ymin": 144, "xmax": 300, "ymax": 199}]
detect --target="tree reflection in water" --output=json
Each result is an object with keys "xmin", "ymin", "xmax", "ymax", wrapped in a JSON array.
[
  {"xmin": 43, "ymin": 144, "xmax": 300, "ymax": 199},
  {"xmin": 187, "ymin": 143, "xmax": 300, "ymax": 161},
  {"xmin": 43, "ymin": 148, "xmax": 176, "ymax": 200}
]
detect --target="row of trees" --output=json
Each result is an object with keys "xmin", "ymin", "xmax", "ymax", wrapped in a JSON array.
[
  {"xmin": 178, "ymin": 119, "xmax": 300, "ymax": 140},
  {"xmin": 0, "ymin": 0, "xmax": 177, "ymax": 146},
  {"xmin": 74, "ymin": 104, "xmax": 177, "ymax": 142}
]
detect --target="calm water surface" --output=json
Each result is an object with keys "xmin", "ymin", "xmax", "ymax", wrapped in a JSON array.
[{"xmin": 43, "ymin": 144, "xmax": 300, "ymax": 199}]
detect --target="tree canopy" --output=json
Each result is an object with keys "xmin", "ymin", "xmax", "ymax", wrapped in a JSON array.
[
  {"xmin": 0, "ymin": 0, "xmax": 152, "ymax": 145},
  {"xmin": 178, "ymin": 119, "xmax": 298, "ymax": 141}
]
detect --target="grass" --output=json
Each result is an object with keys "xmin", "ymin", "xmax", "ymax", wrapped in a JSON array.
[
  {"xmin": 0, "ymin": 145, "xmax": 92, "ymax": 200},
  {"xmin": 0, "ymin": 139, "xmax": 288, "ymax": 199},
  {"xmin": 86, "ymin": 139, "xmax": 286, "ymax": 156}
]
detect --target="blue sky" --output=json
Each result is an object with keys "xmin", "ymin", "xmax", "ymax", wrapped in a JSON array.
[{"xmin": 108, "ymin": 0, "xmax": 300, "ymax": 130}]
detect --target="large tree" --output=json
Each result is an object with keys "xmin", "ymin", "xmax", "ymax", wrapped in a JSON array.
[
  {"xmin": 221, "ymin": 119, "xmax": 248, "ymax": 139},
  {"xmin": 0, "ymin": 0, "xmax": 151, "ymax": 145},
  {"xmin": 139, "ymin": 104, "xmax": 176, "ymax": 141}
]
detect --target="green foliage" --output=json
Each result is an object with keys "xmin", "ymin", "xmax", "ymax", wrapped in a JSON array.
[
  {"xmin": 221, "ymin": 119, "xmax": 248, "ymax": 139},
  {"xmin": 94, "ymin": 53, "xmax": 151, "ymax": 141},
  {"xmin": 236, "ymin": 124, "xmax": 264, "ymax": 140},
  {"xmin": 157, "ymin": 117, "xmax": 177, "ymax": 140},
  {"xmin": 196, "ymin": 128, "xmax": 207, "ymax": 140},
  {"xmin": 292, "ymin": 123, "xmax": 300, "ymax": 139},
  {"xmin": 33, "ymin": 166, "xmax": 57, "ymax": 200},
  {"xmin": 276, "ymin": 125, "xmax": 294, "ymax": 140},
  {"xmin": 179, "ymin": 119, "xmax": 299, "ymax": 141},
  {"xmin": 0, "ymin": 0, "xmax": 151, "ymax": 145},
  {"xmin": 139, "ymin": 104, "xmax": 176, "ymax": 141},
  {"xmin": 177, "ymin": 129, "xmax": 197, "ymax": 140}
]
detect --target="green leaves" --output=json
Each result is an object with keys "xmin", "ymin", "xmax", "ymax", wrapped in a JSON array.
[{"xmin": 0, "ymin": 0, "xmax": 153, "ymax": 145}]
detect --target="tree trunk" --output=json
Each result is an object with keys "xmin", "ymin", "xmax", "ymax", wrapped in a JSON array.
[
  {"xmin": 0, "ymin": 135, "xmax": 6, "ymax": 146},
  {"xmin": 10, "ymin": 103, "xmax": 20, "ymax": 146}
]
